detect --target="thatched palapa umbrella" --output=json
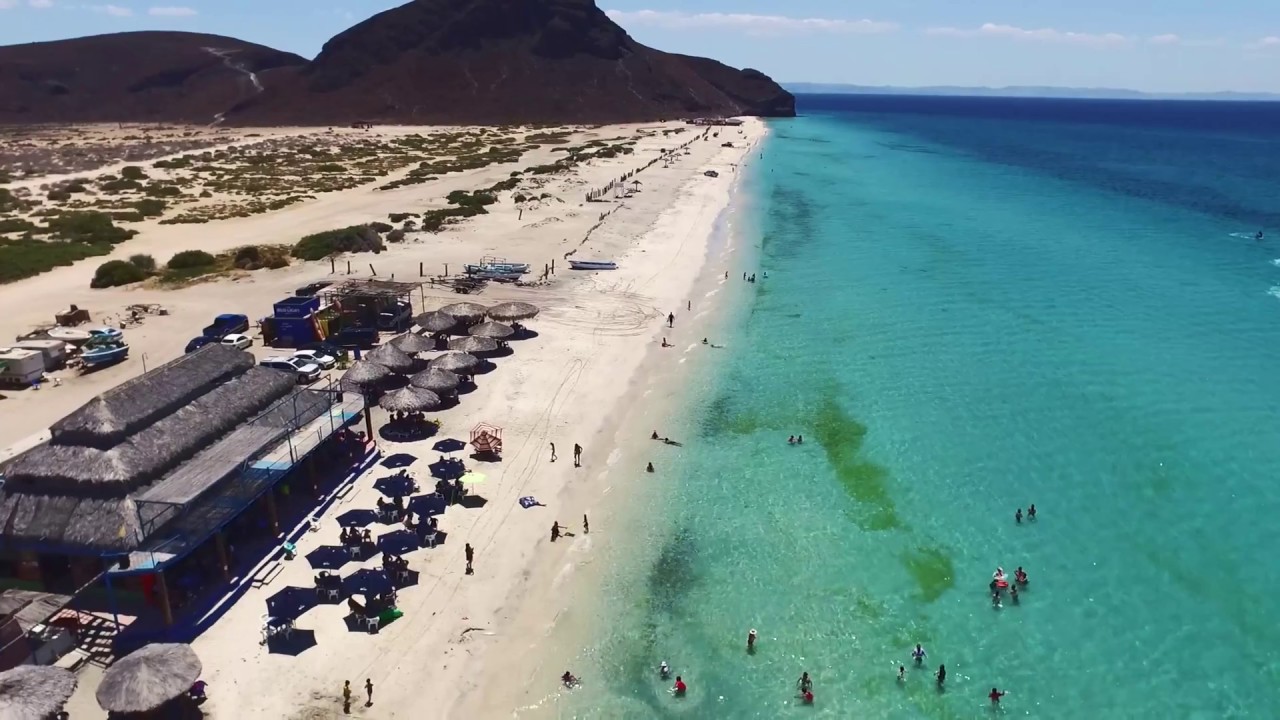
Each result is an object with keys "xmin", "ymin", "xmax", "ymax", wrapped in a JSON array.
[
  {"xmin": 431, "ymin": 352, "xmax": 481, "ymax": 375},
  {"xmin": 390, "ymin": 332, "xmax": 435, "ymax": 355},
  {"xmin": 410, "ymin": 367, "xmax": 461, "ymax": 393},
  {"xmin": 468, "ymin": 321, "xmax": 515, "ymax": 340},
  {"xmin": 487, "ymin": 301, "xmax": 540, "ymax": 322},
  {"xmin": 96, "ymin": 643, "xmax": 202, "ymax": 714},
  {"xmin": 378, "ymin": 386, "xmax": 441, "ymax": 412},
  {"xmin": 448, "ymin": 336, "xmax": 499, "ymax": 354},
  {"xmin": 340, "ymin": 360, "xmax": 390, "ymax": 391},
  {"xmin": 414, "ymin": 311, "xmax": 457, "ymax": 334},
  {"xmin": 439, "ymin": 302, "xmax": 488, "ymax": 324},
  {"xmin": 0, "ymin": 665, "xmax": 76, "ymax": 720},
  {"xmin": 366, "ymin": 343, "xmax": 415, "ymax": 373}
]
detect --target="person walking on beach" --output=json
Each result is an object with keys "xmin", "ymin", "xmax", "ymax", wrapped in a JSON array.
[
  {"xmin": 667, "ymin": 312, "xmax": 675, "ymax": 328},
  {"xmin": 365, "ymin": 679, "xmax": 374, "ymax": 706},
  {"xmin": 573, "ymin": 443, "xmax": 583, "ymax": 467},
  {"xmin": 551, "ymin": 522, "xmax": 562, "ymax": 542},
  {"xmin": 465, "ymin": 543, "xmax": 474, "ymax": 575},
  {"xmin": 342, "ymin": 680, "xmax": 352, "ymax": 714},
  {"xmin": 1015, "ymin": 508, "xmax": 1023, "ymax": 524},
  {"xmin": 583, "ymin": 514, "xmax": 590, "ymax": 534},
  {"xmin": 549, "ymin": 442, "xmax": 557, "ymax": 462}
]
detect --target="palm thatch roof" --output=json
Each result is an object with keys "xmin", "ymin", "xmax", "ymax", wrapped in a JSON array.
[
  {"xmin": 468, "ymin": 321, "xmax": 514, "ymax": 340},
  {"xmin": 448, "ymin": 336, "xmax": 499, "ymax": 354},
  {"xmin": 410, "ymin": 367, "xmax": 460, "ymax": 393},
  {"xmin": 390, "ymin": 332, "xmax": 435, "ymax": 354},
  {"xmin": 2, "ymin": 366, "xmax": 295, "ymax": 497},
  {"xmin": 51, "ymin": 344, "xmax": 252, "ymax": 449},
  {"xmin": 340, "ymin": 360, "xmax": 390, "ymax": 391},
  {"xmin": 487, "ymin": 301, "xmax": 540, "ymax": 321},
  {"xmin": 97, "ymin": 643, "xmax": 202, "ymax": 714},
  {"xmin": 378, "ymin": 387, "xmax": 441, "ymax": 412},
  {"xmin": 430, "ymin": 352, "xmax": 481, "ymax": 374},
  {"xmin": 414, "ymin": 311, "xmax": 457, "ymax": 333},
  {"xmin": 0, "ymin": 665, "xmax": 76, "ymax": 720},
  {"xmin": 438, "ymin": 302, "xmax": 488, "ymax": 323},
  {"xmin": 365, "ymin": 343, "xmax": 414, "ymax": 373}
]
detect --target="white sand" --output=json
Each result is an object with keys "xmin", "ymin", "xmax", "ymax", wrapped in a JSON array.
[{"xmin": 32, "ymin": 118, "xmax": 766, "ymax": 719}]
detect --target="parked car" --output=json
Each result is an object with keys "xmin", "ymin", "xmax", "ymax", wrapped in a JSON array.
[
  {"xmin": 292, "ymin": 349, "xmax": 336, "ymax": 369},
  {"xmin": 298, "ymin": 340, "xmax": 346, "ymax": 360},
  {"xmin": 220, "ymin": 333, "xmax": 252, "ymax": 350},
  {"xmin": 295, "ymin": 281, "xmax": 333, "ymax": 297},
  {"xmin": 202, "ymin": 313, "xmax": 250, "ymax": 339},
  {"xmin": 184, "ymin": 336, "xmax": 214, "ymax": 354},
  {"xmin": 260, "ymin": 356, "xmax": 321, "ymax": 383}
]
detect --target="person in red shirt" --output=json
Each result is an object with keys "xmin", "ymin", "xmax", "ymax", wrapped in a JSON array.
[
  {"xmin": 673, "ymin": 676, "xmax": 687, "ymax": 696},
  {"xmin": 989, "ymin": 687, "xmax": 1005, "ymax": 704}
]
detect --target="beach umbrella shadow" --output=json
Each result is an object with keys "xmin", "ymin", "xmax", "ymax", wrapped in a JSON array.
[
  {"xmin": 382, "ymin": 453, "xmax": 418, "ymax": 469},
  {"xmin": 458, "ymin": 495, "xmax": 488, "ymax": 510},
  {"xmin": 336, "ymin": 509, "xmax": 378, "ymax": 528},
  {"xmin": 377, "ymin": 529, "xmax": 421, "ymax": 555},
  {"xmin": 267, "ymin": 628, "xmax": 318, "ymax": 656},
  {"xmin": 266, "ymin": 586, "xmax": 318, "ymax": 621},
  {"xmin": 306, "ymin": 546, "xmax": 355, "ymax": 571}
]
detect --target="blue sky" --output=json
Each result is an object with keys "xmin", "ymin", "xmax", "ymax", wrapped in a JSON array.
[{"xmin": 3, "ymin": 0, "xmax": 1280, "ymax": 92}]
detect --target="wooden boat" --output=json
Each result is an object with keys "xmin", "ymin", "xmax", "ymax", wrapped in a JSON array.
[
  {"xmin": 81, "ymin": 339, "xmax": 129, "ymax": 368},
  {"xmin": 568, "ymin": 260, "xmax": 618, "ymax": 270}
]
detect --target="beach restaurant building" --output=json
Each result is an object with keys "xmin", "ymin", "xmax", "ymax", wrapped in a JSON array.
[{"xmin": 0, "ymin": 344, "xmax": 364, "ymax": 650}]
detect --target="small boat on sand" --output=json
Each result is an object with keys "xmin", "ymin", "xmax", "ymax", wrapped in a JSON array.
[
  {"xmin": 568, "ymin": 260, "xmax": 618, "ymax": 271},
  {"xmin": 81, "ymin": 339, "xmax": 129, "ymax": 369}
]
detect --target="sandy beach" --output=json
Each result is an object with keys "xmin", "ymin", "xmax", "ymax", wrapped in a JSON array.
[{"xmin": 13, "ymin": 116, "xmax": 766, "ymax": 719}]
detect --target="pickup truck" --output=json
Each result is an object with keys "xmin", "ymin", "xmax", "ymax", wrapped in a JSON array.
[{"xmin": 202, "ymin": 313, "xmax": 250, "ymax": 340}]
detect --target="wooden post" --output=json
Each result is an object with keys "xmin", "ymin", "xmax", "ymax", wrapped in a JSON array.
[
  {"xmin": 330, "ymin": 257, "xmax": 336, "ymax": 274},
  {"xmin": 214, "ymin": 532, "xmax": 231, "ymax": 581},
  {"xmin": 444, "ymin": 263, "xmax": 449, "ymax": 277},
  {"xmin": 551, "ymin": 259, "xmax": 555, "ymax": 274},
  {"xmin": 264, "ymin": 491, "xmax": 281, "ymax": 536},
  {"xmin": 369, "ymin": 264, "xmax": 376, "ymax": 276},
  {"xmin": 346, "ymin": 260, "xmax": 351, "ymax": 274},
  {"xmin": 156, "ymin": 570, "xmax": 174, "ymax": 627},
  {"xmin": 419, "ymin": 262, "xmax": 423, "ymax": 277}
]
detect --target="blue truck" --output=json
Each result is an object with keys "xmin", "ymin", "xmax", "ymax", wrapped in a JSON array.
[{"xmin": 201, "ymin": 313, "xmax": 250, "ymax": 340}]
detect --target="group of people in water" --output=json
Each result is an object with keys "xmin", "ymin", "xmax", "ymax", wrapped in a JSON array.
[
  {"xmin": 990, "ymin": 566, "xmax": 1030, "ymax": 607},
  {"xmin": 906, "ymin": 644, "xmax": 1005, "ymax": 704}
]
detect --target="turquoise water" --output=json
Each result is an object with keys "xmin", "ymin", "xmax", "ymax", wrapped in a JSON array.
[{"xmin": 569, "ymin": 98, "xmax": 1280, "ymax": 718}]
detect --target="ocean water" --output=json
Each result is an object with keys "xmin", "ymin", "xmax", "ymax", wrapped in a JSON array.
[{"xmin": 565, "ymin": 96, "xmax": 1280, "ymax": 718}]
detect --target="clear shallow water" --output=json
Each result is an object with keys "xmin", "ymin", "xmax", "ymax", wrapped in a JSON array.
[{"xmin": 566, "ymin": 97, "xmax": 1280, "ymax": 718}]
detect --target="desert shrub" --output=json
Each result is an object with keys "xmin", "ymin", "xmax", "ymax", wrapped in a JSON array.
[
  {"xmin": 388, "ymin": 213, "xmax": 414, "ymax": 223},
  {"xmin": 144, "ymin": 184, "xmax": 182, "ymax": 198},
  {"xmin": 167, "ymin": 249, "xmax": 216, "ymax": 269},
  {"xmin": 199, "ymin": 190, "xmax": 213, "ymax": 198},
  {"xmin": 120, "ymin": 166, "xmax": 148, "ymax": 180},
  {"xmin": 403, "ymin": 220, "xmax": 417, "ymax": 231},
  {"xmin": 513, "ymin": 193, "xmax": 528, "ymax": 203},
  {"xmin": 64, "ymin": 183, "xmax": 88, "ymax": 193},
  {"xmin": 446, "ymin": 190, "xmax": 496, "ymax": 208},
  {"xmin": 91, "ymin": 259, "xmax": 148, "ymax": 288},
  {"xmin": 128, "ymin": 254, "xmax": 157, "ymax": 272},
  {"xmin": 111, "ymin": 211, "xmax": 146, "ymax": 222},
  {"xmin": 233, "ymin": 245, "xmax": 262, "ymax": 268},
  {"xmin": 0, "ymin": 188, "xmax": 18, "ymax": 212},
  {"xmin": 315, "ymin": 163, "xmax": 346, "ymax": 172},
  {"xmin": 133, "ymin": 198, "xmax": 167, "ymax": 216},
  {"xmin": 264, "ymin": 254, "xmax": 289, "ymax": 269},
  {"xmin": 100, "ymin": 178, "xmax": 143, "ymax": 192},
  {"xmin": 0, "ymin": 239, "xmax": 110, "ymax": 283},
  {"xmin": 292, "ymin": 225, "xmax": 384, "ymax": 260},
  {"xmin": 387, "ymin": 229, "xmax": 406, "ymax": 243},
  {"xmin": 370, "ymin": 221, "xmax": 393, "ymax": 233},
  {"xmin": 45, "ymin": 212, "xmax": 137, "ymax": 244},
  {"xmin": 153, "ymin": 157, "xmax": 192, "ymax": 169},
  {"xmin": 488, "ymin": 178, "xmax": 519, "ymax": 193},
  {"xmin": 0, "ymin": 218, "xmax": 36, "ymax": 234},
  {"xmin": 46, "ymin": 189, "xmax": 71, "ymax": 202}
]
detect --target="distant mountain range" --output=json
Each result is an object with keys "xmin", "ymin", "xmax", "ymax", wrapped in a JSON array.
[
  {"xmin": 0, "ymin": 0, "xmax": 794, "ymax": 126},
  {"xmin": 785, "ymin": 83, "xmax": 1280, "ymax": 102}
]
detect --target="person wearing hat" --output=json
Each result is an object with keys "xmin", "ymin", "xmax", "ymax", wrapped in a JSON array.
[{"xmin": 747, "ymin": 628, "xmax": 758, "ymax": 652}]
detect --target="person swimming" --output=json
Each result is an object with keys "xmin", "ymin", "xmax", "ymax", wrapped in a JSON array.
[
  {"xmin": 659, "ymin": 661, "xmax": 671, "ymax": 680},
  {"xmin": 747, "ymin": 629, "xmax": 757, "ymax": 652},
  {"xmin": 1015, "ymin": 567, "xmax": 1028, "ymax": 585},
  {"xmin": 992, "ymin": 588, "xmax": 1002, "ymax": 607},
  {"xmin": 936, "ymin": 664, "xmax": 947, "ymax": 686},
  {"xmin": 673, "ymin": 676, "xmax": 687, "ymax": 696},
  {"xmin": 898, "ymin": 666, "xmax": 906, "ymax": 682},
  {"xmin": 561, "ymin": 671, "xmax": 578, "ymax": 688},
  {"xmin": 1010, "ymin": 584, "xmax": 1020, "ymax": 603},
  {"xmin": 796, "ymin": 672, "xmax": 813, "ymax": 694},
  {"xmin": 788, "ymin": 435, "xmax": 795, "ymax": 444},
  {"xmin": 911, "ymin": 644, "xmax": 927, "ymax": 665},
  {"xmin": 1257, "ymin": 230, "xmax": 1265, "ymax": 241}
]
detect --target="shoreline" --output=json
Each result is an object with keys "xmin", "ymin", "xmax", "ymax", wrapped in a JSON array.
[{"xmin": 453, "ymin": 126, "xmax": 768, "ymax": 719}]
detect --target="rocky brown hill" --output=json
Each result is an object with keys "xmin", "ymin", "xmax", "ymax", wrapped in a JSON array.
[
  {"xmin": 0, "ymin": 0, "xmax": 794, "ymax": 126},
  {"xmin": 0, "ymin": 31, "xmax": 306, "ymax": 124}
]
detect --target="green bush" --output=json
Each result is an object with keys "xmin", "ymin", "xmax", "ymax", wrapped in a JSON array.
[
  {"xmin": 233, "ymin": 245, "xmax": 262, "ymax": 268},
  {"xmin": 133, "ymin": 198, "xmax": 167, "ymax": 217},
  {"xmin": 292, "ymin": 225, "xmax": 384, "ymax": 260},
  {"xmin": 387, "ymin": 229, "xmax": 406, "ymax": 243},
  {"xmin": 47, "ymin": 189, "xmax": 71, "ymax": 202},
  {"xmin": 100, "ymin": 178, "xmax": 142, "ymax": 192},
  {"xmin": 0, "ymin": 188, "xmax": 18, "ymax": 212},
  {"xmin": 264, "ymin": 255, "xmax": 289, "ymax": 269},
  {"xmin": 91, "ymin": 259, "xmax": 148, "ymax": 288},
  {"xmin": 388, "ymin": 213, "xmax": 415, "ymax": 223},
  {"xmin": 446, "ymin": 190, "xmax": 497, "ymax": 208},
  {"xmin": 144, "ymin": 184, "xmax": 182, "ymax": 198},
  {"xmin": 120, "ymin": 166, "xmax": 148, "ymax": 180},
  {"xmin": 315, "ymin": 163, "xmax": 346, "ymax": 172},
  {"xmin": 64, "ymin": 183, "xmax": 88, "ymax": 193},
  {"xmin": 128, "ymin": 254, "xmax": 157, "ymax": 272},
  {"xmin": 153, "ymin": 157, "xmax": 192, "ymax": 169},
  {"xmin": 45, "ymin": 212, "xmax": 138, "ymax": 244},
  {"xmin": 0, "ymin": 218, "xmax": 36, "ymax": 234},
  {"xmin": 0, "ymin": 239, "xmax": 111, "ymax": 284},
  {"xmin": 167, "ymin": 249, "xmax": 216, "ymax": 269},
  {"xmin": 370, "ymin": 221, "xmax": 393, "ymax": 233}
]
